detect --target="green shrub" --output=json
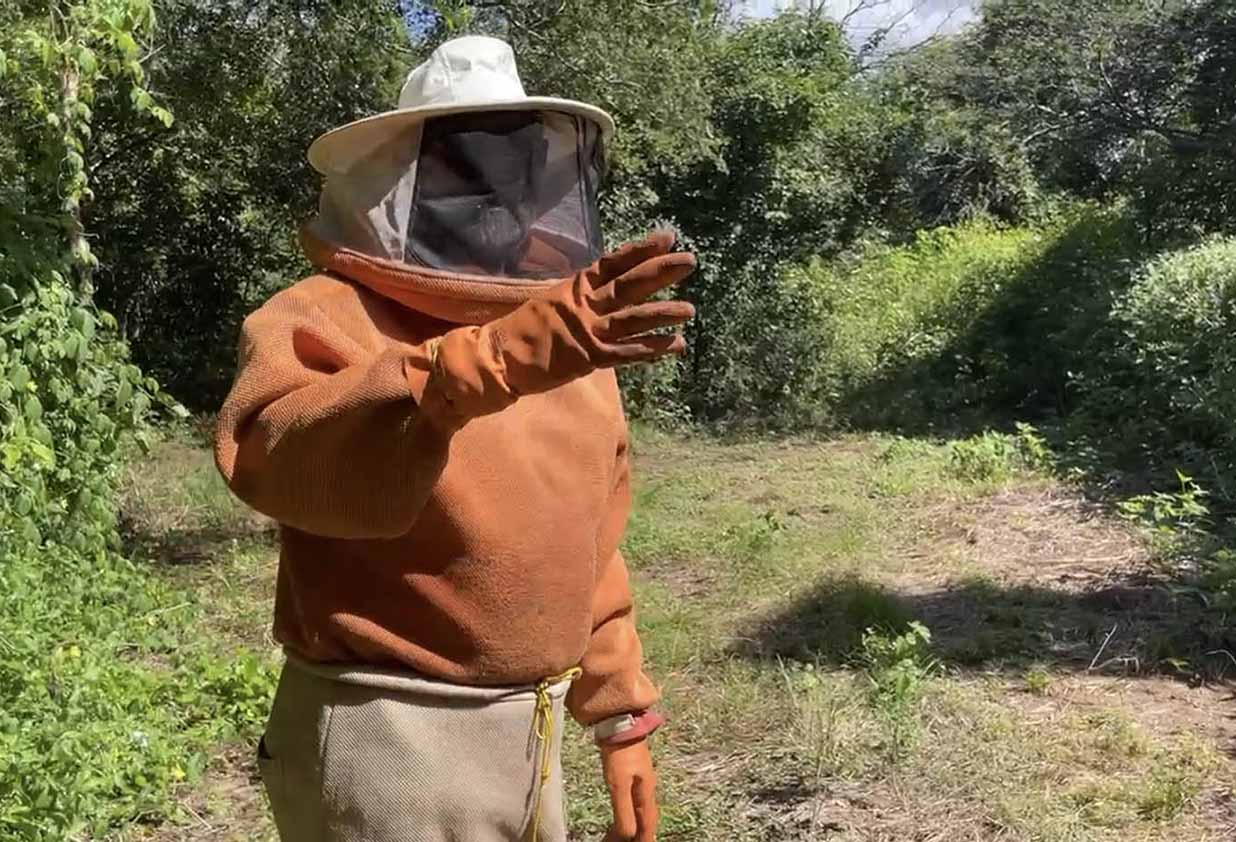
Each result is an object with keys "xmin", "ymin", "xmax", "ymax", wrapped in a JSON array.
[
  {"xmin": 1116, "ymin": 471, "xmax": 1212, "ymax": 539},
  {"xmin": 0, "ymin": 7, "xmax": 272, "ymax": 838},
  {"xmin": 1104, "ymin": 237, "xmax": 1236, "ymax": 454},
  {"xmin": 805, "ymin": 217, "xmax": 1050, "ymax": 427},
  {"xmin": 801, "ymin": 205, "xmax": 1148, "ymax": 431},
  {"xmin": 947, "ymin": 424, "xmax": 1052, "ymax": 483},
  {"xmin": 858, "ymin": 621, "xmax": 938, "ymax": 760},
  {"xmin": 678, "ymin": 258, "xmax": 838, "ymax": 429}
]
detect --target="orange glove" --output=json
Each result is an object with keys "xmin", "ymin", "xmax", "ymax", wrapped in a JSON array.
[
  {"xmin": 601, "ymin": 739, "xmax": 659, "ymax": 842},
  {"xmin": 432, "ymin": 231, "xmax": 695, "ymax": 421}
]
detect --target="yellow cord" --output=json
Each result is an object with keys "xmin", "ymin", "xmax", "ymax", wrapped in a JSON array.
[{"xmin": 526, "ymin": 666, "xmax": 583, "ymax": 842}]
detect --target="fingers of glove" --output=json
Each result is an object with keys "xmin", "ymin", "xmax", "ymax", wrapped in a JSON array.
[
  {"xmin": 607, "ymin": 778, "xmax": 640, "ymax": 842},
  {"xmin": 596, "ymin": 301, "xmax": 695, "ymax": 342},
  {"xmin": 589, "ymin": 230, "xmax": 676, "ymax": 288},
  {"xmin": 634, "ymin": 774, "xmax": 659, "ymax": 842},
  {"xmin": 598, "ymin": 333, "xmax": 687, "ymax": 367},
  {"xmin": 601, "ymin": 252, "xmax": 696, "ymax": 311}
]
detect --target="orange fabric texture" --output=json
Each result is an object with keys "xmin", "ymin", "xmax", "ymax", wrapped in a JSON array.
[{"xmin": 214, "ymin": 232, "xmax": 692, "ymax": 724}]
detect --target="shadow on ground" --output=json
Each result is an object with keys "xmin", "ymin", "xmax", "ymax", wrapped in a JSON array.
[
  {"xmin": 117, "ymin": 436, "xmax": 277, "ymax": 566},
  {"xmin": 119, "ymin": 505, "xmax": 276, "ymax": 566},
  {"xmin": 734, "ymin": 571, "xmax": 1236, "ymax": 683}
]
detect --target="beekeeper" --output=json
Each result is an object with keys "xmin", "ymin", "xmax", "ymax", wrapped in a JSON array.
[{"xmin": 215, "ymin": 34, "xmax": 695, "ymax": 842}]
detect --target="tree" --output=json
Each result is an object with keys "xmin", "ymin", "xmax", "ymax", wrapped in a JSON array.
[
  {"xmin": 1, "ymin": 1, "xmax": 172, "ymax": 556},
  {"xmin": 876, "ymin": 38, "xmax": 1042, "ymax": 230},
  {"xmin": 87, "ymin": 0, "xmax": 409, "ymax": 407},
  {"xmin": 910, "ymin": 0, "xmax": 1236, "ymax": 239}
]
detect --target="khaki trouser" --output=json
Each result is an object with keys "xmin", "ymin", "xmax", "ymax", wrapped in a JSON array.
[{"xmin": 258, "ymin": 654, "xmax": 573, "ymax": 842}]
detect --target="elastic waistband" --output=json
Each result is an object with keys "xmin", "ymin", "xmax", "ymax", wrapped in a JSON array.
[{"xmin": 283, "ymin": 651, "xmax": 575, "ymax": 705}]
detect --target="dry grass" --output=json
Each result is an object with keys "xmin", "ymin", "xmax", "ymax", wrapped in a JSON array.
[{"xmin": 119, "ymin": 429, "xmax": 1236, "ymax": 842}]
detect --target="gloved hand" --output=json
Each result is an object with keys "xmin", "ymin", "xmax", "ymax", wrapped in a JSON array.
[
  {"xmin": 432, "ymin": 231, "xmax": 695, "ymax": 419},
  {"xmin": 601, "ymin": 739, "xmax": 659, "ymax": 842}
]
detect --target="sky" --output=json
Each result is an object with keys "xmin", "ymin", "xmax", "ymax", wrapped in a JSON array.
[
  {"xmin": 740, "ymin": 0, "xmax": 977, "ymax": 50},
  {"xmin": 399, "ymin": 1, "xmax": 979, "ymax": 51}
]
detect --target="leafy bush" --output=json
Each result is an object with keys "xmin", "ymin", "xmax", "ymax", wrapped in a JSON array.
[
  {"xmin": 804, "ymin": 217, "xmax": 1047, "ymax": 426},
  {"xmin": 858, "ymin": 621, "xmax": 938, "ymax": 760},
  {"xmin": 0, "ymin": 275, "xmax": 160, "ymax": 557},
  {"xmin": 795, "ymin": 205, "xmax": 1149, "ymax": 431},
  {"xmin": 947, "ymin": 424, "xmax": 1052, "ymax": 483},
  {"xmin": 1200, "ymin": 549, "xmax": 1236, "ymax": 614},
  {"xmin": 1116, "ymin": 471, "xmax": 1212, "ymax": 541},
  {"xmin": 1102, "ymin": 238, "xmax": 1236, "ymax": 455},
  {"xmin": 0, "ymin": 1, "xmax": 178, "ymax": 559},
  {"xmin": 680, "ymin": 260, "xmax": 838, "ymax": 428},
  {"xmin": 0, "ymin": 7, "xmax": 278, "ymax": 838},
  {"xmin": 0, "ymin": 541, "xmax": 277, "ymax": 840}
]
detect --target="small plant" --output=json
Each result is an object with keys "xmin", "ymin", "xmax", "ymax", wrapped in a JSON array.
[
  {"xmin": 1117, "ymin": 470, "xmax": 1211, "ymax": 538},
  {"xmin": 1137, "ymin": 772, "xmax": 1195, "ymax": 821},
  {"xmin": 857, "ymin": 621, "xmax": 938, "ymax": 760},
  {"xmin": 947, "ymin": 425, "xmax": 1051, "ymax": 483},
  {"xmin": 1201, "ymin": 547, "xmax": 1236, "ymax": 612},
  {"xmin": 1013, "ymin": 423, "xmax": 1053, "ymax": 470},
  {"xmin": 1024, "ymin": 667, "xmax": 1052, "ymax": 696},
  {"xmin": 723, "ymin": 510, "xmax": 786, "ymax": 560}
]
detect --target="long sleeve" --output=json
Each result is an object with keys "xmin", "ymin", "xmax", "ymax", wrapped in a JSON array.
[
  {"xmin": 214, "ymin": 278, "xmax": 474, "ymax": 540},
  {"xmin": 565, "ymin": 427, "xmax": 660, "ymax": 726}
]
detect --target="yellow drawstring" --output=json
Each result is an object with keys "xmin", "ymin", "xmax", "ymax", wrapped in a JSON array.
[{"xmin": 525, "ymin": 666, "xmax": 583, "ymax": 842}]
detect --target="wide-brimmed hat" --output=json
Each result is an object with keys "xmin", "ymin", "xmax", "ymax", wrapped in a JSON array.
[{"xmin": 307, "ymin": 35, "xmax": 615, "ymax": 175}]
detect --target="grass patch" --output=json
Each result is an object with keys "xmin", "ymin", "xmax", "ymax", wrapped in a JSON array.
[{"xmin": 95, "ymin": 428, "xmax": 1236, "ymax": 842}]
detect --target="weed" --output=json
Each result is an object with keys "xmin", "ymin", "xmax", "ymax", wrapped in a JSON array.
[
  {"xmin": 722, "ymin": 510, "xmax": 786, "ymax": 561},
  {"xmin": 1117, "ymin": 470, "xmax": 1212, "ymax": 539},
  {"xmin": 947, "ymin": 424, "xmax": 1052, "ymax": 483},
  {"xmin": 1088, "ymin": 712, "xmax": 1150, "ymax": 760},
  {"xmin": 1137, "ymin": 773, "xmax": 1195, "ymax": 821},
  {"xmin": 858, "ymin": 621, "xmax": 939, "ymax": 760},
  {"xmin": 1024, "ymin": 667, "xmax": 1052, "ymax": 695}
]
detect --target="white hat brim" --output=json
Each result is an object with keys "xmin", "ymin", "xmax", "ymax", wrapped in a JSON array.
[{"xmin": 308, "ymin": 97, "xmax": 616, "ymax": 175}]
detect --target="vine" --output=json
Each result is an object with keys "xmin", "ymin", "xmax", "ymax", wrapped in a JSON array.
[{"xmin": 0, "ymin": 1, "xmax": 180, "ymax": 558}]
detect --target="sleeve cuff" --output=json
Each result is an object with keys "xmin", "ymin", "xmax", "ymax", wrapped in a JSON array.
[
  {"xmin": 593, "ymin": 709, "xmax": 666, "ymax": 746},
  {"xmin": 432, "ymin": 325, "xmax": 518, "ymax": 420}
]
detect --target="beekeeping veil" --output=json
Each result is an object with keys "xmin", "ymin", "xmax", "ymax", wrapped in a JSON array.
[{"xmin": 304, "ymin": 36, "xmax": 612, "ymax": 284}]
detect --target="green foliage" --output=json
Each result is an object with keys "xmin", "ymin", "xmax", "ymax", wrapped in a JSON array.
[
  {"xmin": 0, "ymin": 540, "xmax": 277, "ymax": 840},
  {"xmin": 659, "ymin": 13, "xmax": 885, "ymax": 425},
  {"xmin": 947, "ymin": 425, "xmax": 1051, "ymax": 483},
  {"xmin": 793, "ymin": 205, "xmax": 1158, "ymax": 431},
  {"xmin": 879, "ymin": 42, "xmax": 1045, "ymax": 229},
  {"xmin": 681, "ymin": 259, "xmax": 838, "ymax": 428},
  {"xmin": 0, "ymin": 278, "xmax": 158, "ymax": 556},
  {"xmin": 1136, "ymin": 772, "xmax": 1195, "ymax": 822},
  {"xmin": 1117, "ymin": 472, "xmax": 1211, "ymax": 540},
  {"xmin": 1023, "ymin": 668, "xmax": 1052, "ymax": 696},
  {"xmin": 0, "ymin": 0, "xmax": 179, "ymax": 557},
  {"xmin": 89, "ymin": 0, "xmax": 408, "ymax": 407},
  {"xmin": 0, "ymin": 5, "xmax": 254, "ymax": 838},
  {"xmin": 1199, "ymin": 548, "xmax": 1236, "ymax": 614},
  {"xmin": 915, "ymin": 0, "xmax": 1236, "ymax": 241},
  {"xmin": 1102, "ymin": 238, "xmax": 1236, "ymax": 452},
  {"xmin": 806, "ymin": 219, "xmax": 1045, "ymax": 424},
  {"xmin": 858, "ymin": 621, "xmax": 938, "ymax": 760}
]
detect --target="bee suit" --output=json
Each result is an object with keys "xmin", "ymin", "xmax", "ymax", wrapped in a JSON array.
[{"xmin": 215, "ymin": 35, "xmax": 694, "ymax": 842}]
